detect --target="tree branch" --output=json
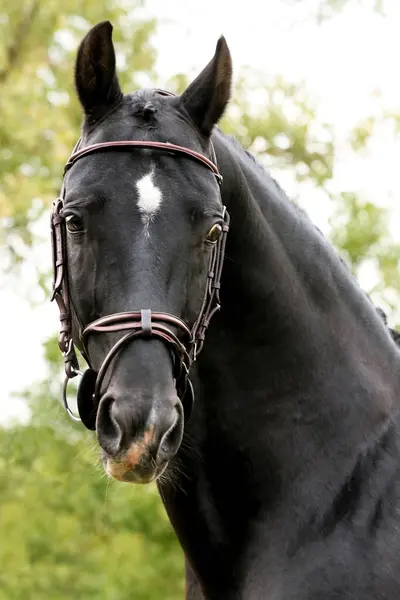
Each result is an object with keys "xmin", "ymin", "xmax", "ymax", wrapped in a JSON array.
[{"xmin": 0, "ymin": 0, "xmax": 40, "ymax": 85}]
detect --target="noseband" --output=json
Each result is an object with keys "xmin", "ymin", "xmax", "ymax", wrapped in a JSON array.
[{"xmin": 51, "ymin": 111, "xmax": 229, "ymax": 430}]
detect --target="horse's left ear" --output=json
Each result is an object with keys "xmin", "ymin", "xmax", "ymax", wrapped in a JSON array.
[
  {"xmin": 180, "ymin": 36, "xmax": 232, "ymax": 136},
  {"xmin": 74, "ymin": 21, "xmax": 123, "ymax": 123}
]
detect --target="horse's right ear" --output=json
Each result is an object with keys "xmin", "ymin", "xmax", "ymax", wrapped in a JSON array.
[
  {"xmin": 180, "ymin": 36, "xmax": 232, "ymax": 136},
  {"xmin": 74, "ymin": 21, "xmax": 122, "ymax": 123}
]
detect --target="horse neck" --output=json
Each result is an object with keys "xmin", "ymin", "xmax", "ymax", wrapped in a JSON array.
[
  {"xmin": 192, "ymin": 131, "xmax": 400, "ymax": 501},
  {"xmin": 213, "ymin": 132, "xmax": 388, "ymax": 344},
  {"xmin": 212, "ymin": 130, "xmax": 398, "ymax": 363}
]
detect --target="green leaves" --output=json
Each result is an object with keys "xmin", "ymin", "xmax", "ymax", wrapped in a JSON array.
[
  {"xmin": 330, "ymin": 192, "xmax": 387, "ymax": 267},
  {"xmin": 0, "ymin": 0, "xmax": 157, "ymax": 265},
  {"xmin": 0, "ymin": 421, "xmax": 184, "ymax": 599},
  {"xmin": 222, "ymin": 75, "xmax": 335, "ymax": 187}
]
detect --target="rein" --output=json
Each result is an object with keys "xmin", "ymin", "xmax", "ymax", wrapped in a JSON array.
[{"xmin": 51, "ymin": 119, "xmax": 229, "ymax": 430}]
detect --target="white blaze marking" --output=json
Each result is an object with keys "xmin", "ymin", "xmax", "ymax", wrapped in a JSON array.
[{"xmin": 136, "ymin": 169, "xmax": 162, "ymax": 234}]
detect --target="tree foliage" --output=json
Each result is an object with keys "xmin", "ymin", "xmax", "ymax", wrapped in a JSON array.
[
  {"xmin": 0, "ymin": 0, "xmax": 157, "ymax": 265},
  {"xmin": 0, "ymin": 420, "xmax": 184, "ymax": 599}
]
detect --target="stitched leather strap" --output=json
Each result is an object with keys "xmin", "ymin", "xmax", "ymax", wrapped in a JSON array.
[{"xmin": 64, "ymin": 140, "xmax": 223, "ymax": 185}]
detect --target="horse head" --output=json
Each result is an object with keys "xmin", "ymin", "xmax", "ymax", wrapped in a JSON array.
[{"xmin": 54, "ymin": 21, "xmax": 232, "ymax": 483}]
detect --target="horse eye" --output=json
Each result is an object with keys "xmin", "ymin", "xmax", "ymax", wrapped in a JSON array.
[
  {"xmin": 65, "ymin": 215, "xmax": 84, "ymax": 233},
  {"xmin": 205, "ymin": 223, "xmax": 223, "ymax": 244}
]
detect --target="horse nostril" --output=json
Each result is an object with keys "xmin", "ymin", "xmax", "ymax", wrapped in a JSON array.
[
  {"xmin": 96, "ymin": 395, "xmax": 123, "ymax": 457},
  {"xmin": 97, "ymin": 394, "xmax": 184, "ymax": 466},
  {"xmin": 156, "ymin": 402, "xmax": 184, "ymax": 465}
]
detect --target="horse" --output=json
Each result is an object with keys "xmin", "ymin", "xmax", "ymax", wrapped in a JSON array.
[{"xmin": 51, "ymin": 21, "xmax": 400, "ymax": 599}]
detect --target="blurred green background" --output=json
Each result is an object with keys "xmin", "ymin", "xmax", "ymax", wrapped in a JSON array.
[{"xmin": 1, "ymin": 0, "xmax": 399, "ymax": 598}]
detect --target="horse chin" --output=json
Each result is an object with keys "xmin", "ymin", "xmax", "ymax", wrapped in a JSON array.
[{"xmin": 103, "ymin": 453, "xmax": 169, "ymax": 484}]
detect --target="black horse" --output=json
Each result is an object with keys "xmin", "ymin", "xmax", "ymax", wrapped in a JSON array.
[{"xmin": 54, "ymin": 21, "xmax": 400, "ymax": 599}]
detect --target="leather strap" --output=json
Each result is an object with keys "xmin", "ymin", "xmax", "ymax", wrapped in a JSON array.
[{"xmin": 64, "ymin": 140, "xmax": 223, "ymax": 185}]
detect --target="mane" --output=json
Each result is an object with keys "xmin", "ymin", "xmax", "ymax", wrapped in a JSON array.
[
  {"xmin": 226, "ymin": 134, "xmax": 287, "ymax": 198},
  {"xmin": 223, "ymin": 132, "xmax": 400, "ymax": 347}
]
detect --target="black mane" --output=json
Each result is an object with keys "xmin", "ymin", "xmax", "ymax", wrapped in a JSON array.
[{"xmin": 226, "ymin": 133, "xmax": 287, "ymax": 197}]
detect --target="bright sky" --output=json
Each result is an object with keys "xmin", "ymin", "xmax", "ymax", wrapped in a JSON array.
[{"xmin": 1, "ymin": 0, "xmax": 400, "ymax": 423}]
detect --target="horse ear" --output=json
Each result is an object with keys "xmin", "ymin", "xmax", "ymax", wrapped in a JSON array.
[
  {"xmin": 74, "ymin": 21, "xmax": 122, "ymax": 123},
  {"xmin": 180, "ymin": 36, "xmax": 232, "ymax": 136}
]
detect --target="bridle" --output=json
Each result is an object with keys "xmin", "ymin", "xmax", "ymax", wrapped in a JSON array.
[
  {"xmin": 51, "ymin": 138, "xmax": 229, "ymax": 430},
  {"xmin": 51, "ymin": 99, "xmax": 230, "ymax": 431}
]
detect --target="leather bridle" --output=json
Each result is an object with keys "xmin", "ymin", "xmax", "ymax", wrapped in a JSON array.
[{"xmin": 51, "ymin": 112, "xmax": 230, "ymax": 430}]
